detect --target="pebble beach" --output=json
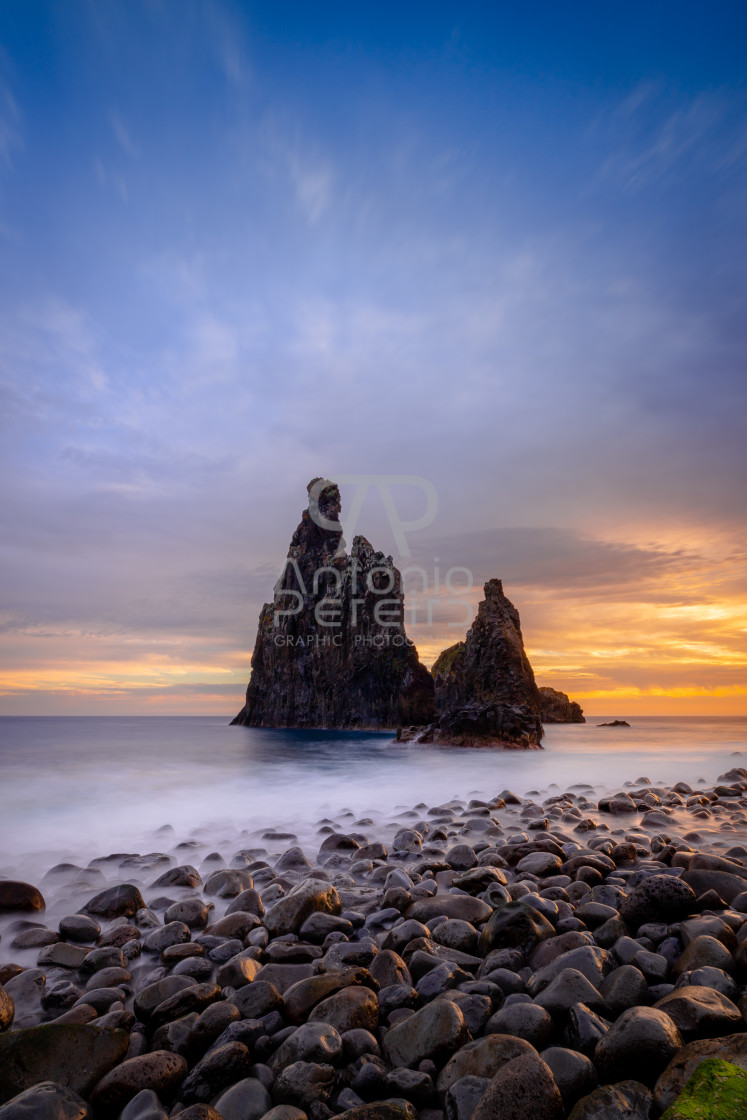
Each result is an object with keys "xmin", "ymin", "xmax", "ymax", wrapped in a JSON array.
[{"xmin": 4, "ymin": 756, "xmax": 747, "ymax": 1120}]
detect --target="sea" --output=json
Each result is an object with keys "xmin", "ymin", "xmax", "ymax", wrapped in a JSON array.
[{"xmin": 1, "ymin": 715, "xmax": 746, "ymax": 885}]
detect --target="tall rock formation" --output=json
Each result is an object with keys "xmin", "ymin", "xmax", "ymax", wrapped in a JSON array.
[
  {"xmin": 400, "ymin": 579, "xmax": 543, "ymax": 747},
  {"xmin": 432, "ymin": 579, "xmax": 542, "ymax": 711},
  {"xmin": 231, "ymin": 479, "xmax": 435, "ymax": 729},
  {"xmin": 539, "ymin": 686, "xmax": 585, "ymax": 723}
]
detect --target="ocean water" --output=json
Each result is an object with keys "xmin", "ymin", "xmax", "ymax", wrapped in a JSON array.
[{"xmin": 1, "ymin": 715, "xmax": 746, "ymax": 882}]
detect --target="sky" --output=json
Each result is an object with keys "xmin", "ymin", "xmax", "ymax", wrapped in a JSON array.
[{"xmin": 0, "ymin": 1, "xmax": 746, "ymax": 717}]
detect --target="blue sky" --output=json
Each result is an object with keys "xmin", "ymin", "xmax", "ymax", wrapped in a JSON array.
[{"xmin": 1, "ymin": 1, "xmax": 746, "ymax": 714}]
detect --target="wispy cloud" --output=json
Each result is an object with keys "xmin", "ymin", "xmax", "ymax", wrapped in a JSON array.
[
  {"xmin": 109, "ymin": 109, "xmax": 139, "ymax": 158},
  {"xmin": 595, "ymin": 83, "xmax": 745, "ymax": 192},
  {"xmin": 0, "ymin": 85, "xmax": 20, "ymax": 168},
  {"xmin": 0, "ymin": 298, "xmax": 107, "ymax": 396}
]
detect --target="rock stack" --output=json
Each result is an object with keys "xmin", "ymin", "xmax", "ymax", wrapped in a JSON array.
[
  {"xmin": 232, "ymin": 480, "xmax": 435, "ymax": 730},
  {"xmin": 232, "ymin": 484, "xmax": 590, "ymax": 748},
  {"xmin": 539, "ymin": 689, "xmax": 586, "ymax": 725},
  {"xmin": 399, "ymin": 581, "xmax": 543, "ymax": 748}
]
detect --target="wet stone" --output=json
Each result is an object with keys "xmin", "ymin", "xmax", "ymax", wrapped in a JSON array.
[
  {"xmin": 177, "ymin": 1041, "xmax": 251, "ymax": 1104},
  {"xmin": 212, "ymin": 1078, "xmax": 272, "ymax": 1120},
  {"xmin": 0, "ymin": 1082, "xmax": 90, "ymax": 1120},
  {"xmin": 540, "ymin": 1047, "xmax": 598, "ymax": 1110},
  {"xmin": 566, "ymin": 1080, "xmax": 653, "ymax": 1120},
  {"xmin": 84, "ymin": 885, "xmax": 145, "ymax": 919},
  {"xmin": 444, "ymin": 1075, "xmax": 489, "ymax": 1120},
  {"xmin": 0, "ymin": 883, "xmax": 45, "ymax": 913},
  {"xmin": 89, "ymin": 1051, "xmax": 188, "ymax": 1114},
  {"xmin": 58, "ymin": 915, "xmax": 100, "ymax": 943}
]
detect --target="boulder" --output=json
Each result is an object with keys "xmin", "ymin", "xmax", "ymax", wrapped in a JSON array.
[
  {"xmin": 516, "ymin": 852, "xmax": 563, "ymax": 877},
  {"xmin": 661, "ymin": 1057, "xmax": 747, "ymax": 1120},
  {"xmin": 540, "ymin": 1047, "xmax": 597, "ymax": 1110},
  {"xmin": 269, "ymin": 1023, "xmax": 343, "ymax": 1072},
  {"xmin": 534, "ymin": 969, "xmax": 607, "ymax": 1017},
  {"xmin": 83, "ymin": 885, "xmax": 145, "ymax": 919},
  {"xmin": 383, "ymin": 999, "xmax": 469, "ymax": 1069},
  {"xmin": 284, "ymin": 970, "xmax": 376, "ymax": 1025},
  {"xmin": 599, "ymin": 966, "xmax": 649, "ymax": 1017},
  {"xmin": 486, "ymin": 1003, "xmax": 553, "ymax": 1048},
  {"xmin": 0, "ymin": 883, "xmax": 45, "ymax": 913},
  {"xmin": 151, "ymin": 866, "xmax": 201, "ymax": 889},
  {"xmin": 203, "ymin": 870, "xmax": 254, "ymax": 898},
  {"xmin": 619, "ymin": 876, "xmax": 696, "ymax": 930},
  {"xmin": 212, "ymin": 1078, "xmax": 272, "ymax": 1120},
  {"xmin": 654, "ymin": 1033, "xmax": 747, "ymax": 1111},
  {"xmin": 567, "ymin": 1080, "xmax": 653, "ymax": 1120},
  {"xmin": 436, "ymin": 1034, "xmax": 535, "ymax": 1093},
  {"xmin": 654, "ymin": 986, "xmax": 744, "ymax": 1040},
  {"xmin": 471, "ymin": 1052, "xmax": 564, "ymax": 1120},
  {"xmin": 444, "ymin": 1075, "xmax": 490, "ymax": 1120},
  {"xmin": 479, "ymin": 902, "xmax": 555, "ymax": 956},
  {"xmin": 308, "ymin": 987, "xmax": 379, "ymax": 1034},
  {"xmin": 407, "ymin": 896, "xmax": 492, "ymax": 925},
  {"xmin": 233, "ymin": 981, "xmax": 282, "ymax": 1021},
  {"xmin": 0, "ymin": 1083, "xmax": 90, "ymax": 1120},
  {"xmin": 682, "ymin": 869, "xmax": 747, "ymax": 905},
  {"xmin": 177, "ymin": 1042, "xmax": 251, "ymax": 1105},
  {"xmin": 0, "ymin": 986, "xmax": 13, "ymax": 1033},
  {"xmin": 133, "ymin": 976, "xmax": 196, "ymax": 1022},
  {"xmin": 264, "ymin": 879, "xmax": 341, "ymax": 936},
  {"xmin": 274, "ymin": 1062, "xmax": 336, "ymax": 1107},
  {"xmin": 594, "ymin": 1006, "xmax": 683, "ymax": 1086},
  {"xmin": 119, "ymin": 1090, "xmax": 168, "ymax": 1120},
  {"xmin": 89, "ymin": 1052, "xmax": 188, "ymax": 1114},
  {"xmin": 0, "ymin": 1025, "xmax": 128, "ymax": 1103}
]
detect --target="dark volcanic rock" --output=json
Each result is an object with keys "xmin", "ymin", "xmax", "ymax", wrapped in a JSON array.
[
  {"xmin": 479, "ymin": 901, "xmax": 555, "ymax": 956},
  {"xmin": 619, "ymin": 875, "xmax": 696, "ymax": 930},
  {"xmin": 232, "ymin": 479, "xmax": 435, "ymax": 729},
  {"xmin": 0, "ymin": 986, "xmax": 13, "ymax": 1032},
  {"xmin": 90, "ymin": 1052, "xmax": 187, "ymax": 1114},
  {"xmin": 0, "ymin": 1083, "xmax": 90, "ymax": 1120},
  {"xmin": 84, "ymin": 885, "xmax": 145, "ymax": 919},
  {"xmin": 567, "ymin": 1080, "xmax": 653, "ymax": 1120},
  {"xmin": 471, "ymin": 1052, "xmax": 564, "ymax": 1120},
  {"xmin": 430, "ymin": 580, "xmax": 543, "ymax": 746},
  {"xmin": 539, "ymin": 687, "xmax": 585, "ymax": 723},
  {"xmin": 401, "ymin": 701, "xmax": 543, "ymax": 749},
  {"xmin": 0, "ymin": 1025, "xmax": 129, "ymax": 1103},
  {"xmin": 593, "ymin": 1006, "xmax": 683, "ymax": 1086},
  {"xmin": 0, "ymin": 882, "xmax": 45, "ymax": 913},
  {"xmin": 382, "ymin": 999, "xmax": 469, "ymax": 1068},
  {"xmin": 432, "ymin": 580, "xmax": 541, "ymax": 712}
]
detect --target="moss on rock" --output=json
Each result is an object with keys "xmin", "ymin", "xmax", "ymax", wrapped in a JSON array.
[{"xmin": 661, "ymin": 1057, "xmax": 747, "ymax": 1119}]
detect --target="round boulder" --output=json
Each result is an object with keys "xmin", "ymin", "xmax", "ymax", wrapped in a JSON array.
[{"xmin": 594, "ymin": 1006, "xmax": 683, "ymax": 1086}]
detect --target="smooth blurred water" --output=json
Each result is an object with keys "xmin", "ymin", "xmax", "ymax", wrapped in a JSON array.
[{"xmin": 1, "ymin": 715, "xmax": 746, "ymax": 878}]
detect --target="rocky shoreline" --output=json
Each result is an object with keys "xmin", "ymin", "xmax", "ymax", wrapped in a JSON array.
[{"xmin": 4, "ymin": 768, "xmax": 747, "ymax": 1119}]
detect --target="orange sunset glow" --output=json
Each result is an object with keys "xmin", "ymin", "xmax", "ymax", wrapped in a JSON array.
[{"xmin": 2, "ymin": 520, "xmax": 745, "ymax": 717}]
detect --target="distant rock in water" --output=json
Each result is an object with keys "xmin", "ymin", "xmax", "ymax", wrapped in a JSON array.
[
  {"xmin": 399, "ymin": 579, "xmax": 543, "ymax": 748},
  {"xmin": 539, "ymin": 686, "xmax": 586, "ymax": 723},
  {"xmin": 231, "ymin": 478, "xmax": 435, "ymax": 729},
  {"xmin": 598, "ymin": 719, "xmax": 631, "ymax": 727}
]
